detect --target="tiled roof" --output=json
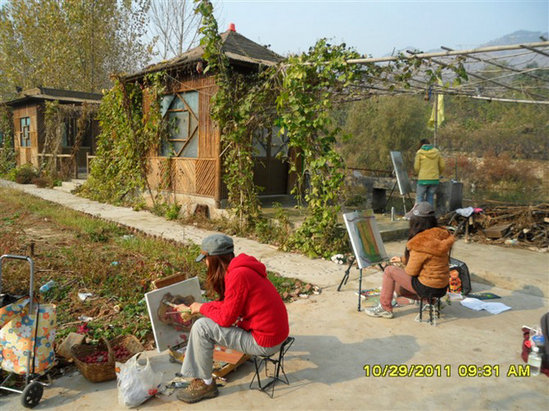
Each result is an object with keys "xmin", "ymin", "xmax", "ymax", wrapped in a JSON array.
[
  {"xmin": 4, "ymin": 87, "xmax": 101, "ymax": 105},
  {"xmin": 126, "ymin": 30, "xmax": 283, "ymax": 80}
]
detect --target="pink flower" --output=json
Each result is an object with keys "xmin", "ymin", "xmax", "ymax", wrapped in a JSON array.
[{"xmin": 76, "ymin": 323, "xmax": 89, "ymax": 334}]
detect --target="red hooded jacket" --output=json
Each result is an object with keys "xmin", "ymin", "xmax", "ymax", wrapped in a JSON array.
[{"xmin": 200, "ymin": 254, "xmax": 289, "ymax": 347}]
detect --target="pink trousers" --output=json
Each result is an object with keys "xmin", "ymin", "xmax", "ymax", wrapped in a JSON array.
[{"xmin": 380, "ymin": 265, "xmax": 419, "ymax": 311}]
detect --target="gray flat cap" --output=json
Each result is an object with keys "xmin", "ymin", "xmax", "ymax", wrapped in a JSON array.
[{"xmin": 195, "ymin": 234, "xmax": 234, "ymax": 262}]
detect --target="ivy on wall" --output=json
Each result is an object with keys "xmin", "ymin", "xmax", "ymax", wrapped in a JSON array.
[
  {"xmin": 195, "ymin": 0, "xmax": 265, "ymax": 231},
  {"xmin": 80, "ymin": 72, "xmax": 166, "ymax": 205},
  {"xmin": 42, "ymin": 101, "xmax": 97, "ymax": 179},
  {"xmin": 0, "ymin": 104, "xmax": 15, "ymax": 175}
]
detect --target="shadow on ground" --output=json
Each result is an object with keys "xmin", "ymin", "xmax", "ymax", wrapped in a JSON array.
[{"xmin": 219, "ymin": 334, "xmax": 420, "ymax": 398}]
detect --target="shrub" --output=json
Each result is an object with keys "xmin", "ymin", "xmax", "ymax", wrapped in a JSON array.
[
  {"xmin": 165, "ymin": 203, "xmax": 181, "ymax": 220},
  {"xmin": 31, "ymin": 176, "xmax": 50, "ymax": 188},
  {"xmin": 14, "ymin": 164, "xmax": 39, "ymax": 184}
]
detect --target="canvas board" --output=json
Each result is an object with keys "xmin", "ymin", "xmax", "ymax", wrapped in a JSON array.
[
  {"xmin": 145, "ymin": 276, "xmax": 202, "ymax": 352},
  {"xmin": 343, "ymin": 210, "xmax": 388, "ymax": 269},
  {"xmin": 390, "ymin": 151, "xmax": 413, "ymax": 195}
]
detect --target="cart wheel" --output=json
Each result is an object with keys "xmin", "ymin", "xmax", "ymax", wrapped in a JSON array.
[{"xmin": 21, "ymin": 381, "xmax": 43, "ymax": 409}]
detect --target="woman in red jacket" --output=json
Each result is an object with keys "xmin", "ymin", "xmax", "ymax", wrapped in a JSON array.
[{"xmin": 176, "ymin": 234, "xmax": 289, "ymax": 403}]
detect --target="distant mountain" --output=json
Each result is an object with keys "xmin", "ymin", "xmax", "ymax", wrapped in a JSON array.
[
  {"xmin": 384, "ymin": 30, "xmax": 548, "ymax": 57},
  {"xmin": 480, "ymin": 30, "xmax": 548, "ymax": 47}
]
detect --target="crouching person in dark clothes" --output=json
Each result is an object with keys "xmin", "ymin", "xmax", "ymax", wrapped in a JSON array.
[{"xmin": 175, "ymin": 234, "xmax": 289, "ymax": 403}]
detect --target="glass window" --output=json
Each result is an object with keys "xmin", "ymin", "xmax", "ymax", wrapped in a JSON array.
[
  {"xmin": 160, "ymin": 92, "xmax": 199, "ymax": 158},
  {"xmin": 20, "ymin": 117, "xmax": 31, "ymax": 147},
  {"xmin": 252, "ymin": 126, "xmax": 288, "ymax": 158},
  {"xmin": 62, "ymin": 117, "xmax": 78, "ymax": 147}
]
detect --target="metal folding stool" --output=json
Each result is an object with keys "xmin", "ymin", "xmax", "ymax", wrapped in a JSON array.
[
  {"xmin": 249, "ymin": 336, "xmax": 294, "ymax": 398},
  {"xmin": 415, "ymin": 288, "xmax": 447, "ymax": 326}
]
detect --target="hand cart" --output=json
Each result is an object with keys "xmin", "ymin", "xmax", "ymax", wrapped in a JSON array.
[{"xmin": 0, "ymin": 254, "xmax": 55, "ymax": 408}]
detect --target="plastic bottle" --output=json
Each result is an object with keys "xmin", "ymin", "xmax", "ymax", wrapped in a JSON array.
[
  {"xmin": 532, "ymin": 334, "xmax": 545, "ymax": 349},
  {"xmin": 528, "ymin": 345, "xmax": 542, "ymax": 376},
  {"xmin": 39, "ymin": 280, "xmax": 55, "ymax": 293}
]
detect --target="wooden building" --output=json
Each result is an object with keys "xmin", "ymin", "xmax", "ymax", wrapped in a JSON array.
[
  {"xmin": 4, "ymin": 87, "xmax": 101, "ymax": 178},
  {"xmin": 125, "ymin": 25, "xmax": 290, "ymax": 213}
]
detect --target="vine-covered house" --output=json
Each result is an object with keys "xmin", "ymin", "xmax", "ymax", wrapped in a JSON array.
[
  {"xmin": 125, "ymin": 25, "xmax": 290, "ymax": 213},
  {"xmin": 2, "ymin": 87, "xmax": 101, "ymax": 178}
]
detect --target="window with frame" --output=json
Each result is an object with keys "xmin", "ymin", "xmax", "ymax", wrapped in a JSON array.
[
  {"xmin": 19, "ymin": 117, "xmax": 31, "ymax": 147},
  {"xmin": 160, "ymin": 92, "xmax": 199, "ymax": 158},
  {"xmin": 253, "ymin": 127, "xmax": 289, "ymax": 159},
  {"xmin": 62, "ymin": 117, "xmax": 78, "ymax": 147}
]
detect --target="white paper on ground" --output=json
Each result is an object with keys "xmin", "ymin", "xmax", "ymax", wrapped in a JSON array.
[{"xmin": 460, "ymin": 297, "xmax": 511, "ymax": 314}]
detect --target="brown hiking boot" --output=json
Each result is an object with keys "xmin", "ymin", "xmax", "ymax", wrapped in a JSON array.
[{"xmin": 176, "ymin": 378, "xmax": 219, "ymax": 403}]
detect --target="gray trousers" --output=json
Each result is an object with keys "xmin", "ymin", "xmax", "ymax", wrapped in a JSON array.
[{"xmin": 181, "ymin": 317, "xmax": 282, "ymax": 380}]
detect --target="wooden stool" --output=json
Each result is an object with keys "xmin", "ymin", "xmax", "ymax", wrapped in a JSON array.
[{"xmin": 249, "ymin": 337, "xmax": 294, "ymax": 398}]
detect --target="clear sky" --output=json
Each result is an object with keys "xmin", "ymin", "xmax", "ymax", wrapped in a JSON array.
[{"xmin": 211, "ymin": 0, "xmax": 548, "ymax": 57}]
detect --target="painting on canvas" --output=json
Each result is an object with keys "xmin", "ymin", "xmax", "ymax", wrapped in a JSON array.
[
  {"xmin": 343, "ymin": 210, "xmax": 388, "ymax": 269},
  {"xmin": 145, "ymin": 276, "xmax": 202, "ymax": 352}
]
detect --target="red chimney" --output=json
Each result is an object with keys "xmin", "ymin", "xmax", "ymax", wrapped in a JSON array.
[{"xmin": 228, "ymin": 23, "xmax": 236, "ymax": 32}]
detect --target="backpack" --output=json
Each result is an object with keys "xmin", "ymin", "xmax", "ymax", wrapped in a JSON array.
[{"xmin": 449, "ymin": 257, "xmax": 471, "ymax": 295}]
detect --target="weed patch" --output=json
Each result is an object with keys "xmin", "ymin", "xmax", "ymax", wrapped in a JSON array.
[{"xmin": 0, "ymin": 188, "xmax": 311, "ymax": 349}]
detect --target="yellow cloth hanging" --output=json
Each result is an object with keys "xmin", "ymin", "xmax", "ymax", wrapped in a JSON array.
[{"xmin": 428, "ymin": 92, "xmax": 445, "ymax": 130}]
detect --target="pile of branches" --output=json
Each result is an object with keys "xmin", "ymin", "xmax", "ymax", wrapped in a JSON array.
[{"xmin": 442, "ymin": 204, "xmax": 549, "ymax": 249}]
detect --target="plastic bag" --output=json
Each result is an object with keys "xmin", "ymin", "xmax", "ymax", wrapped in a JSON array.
[{"xmin": 116, "ymin": 353, "xmax": 164, "ymax": 408}]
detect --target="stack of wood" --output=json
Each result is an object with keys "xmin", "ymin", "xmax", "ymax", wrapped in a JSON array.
[{"xmin": 442, "ymin": 204, "xmax": 549, "ymax": 249}]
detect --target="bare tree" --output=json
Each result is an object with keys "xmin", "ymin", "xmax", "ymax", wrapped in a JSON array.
[{"xmin": 149, "ymin": 0, "xmax": 201, "ymax": 60}]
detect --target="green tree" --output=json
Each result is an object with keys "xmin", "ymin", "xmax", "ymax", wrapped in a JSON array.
[
  {"xmin": 0, "ymin": 0, "xmax": 153, "ymax": 98},
  {"xmin": 340, "ymin": 95, "xmax": 431, "ymax": 171}
]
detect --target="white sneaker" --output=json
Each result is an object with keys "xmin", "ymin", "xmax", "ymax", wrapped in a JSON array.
[{"xmin": 365, "ymin": 304, "xmax": 394, "ymax": 319}]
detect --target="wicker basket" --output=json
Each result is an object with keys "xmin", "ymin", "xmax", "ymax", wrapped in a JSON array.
[
  {"xmin": 71, "ymin": 335, "xmax": 145, "ymax": 383},
  {"xmin": 71, "ymin": 337, "xmax": 116, "ymax": 383},
  {"xmin": 109, "ymin": 334, "xmax": 145, "ymax": 363}
]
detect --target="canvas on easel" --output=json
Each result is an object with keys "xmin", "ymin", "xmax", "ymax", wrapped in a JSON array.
[
  {"xmin": 390, "ymin": 151, "xmax": 412, "ymax": 195},
  {"xmin": 342, "ymin": 210, "xmax": 388, "ymax": 311},
  {"xmin": 386, "ymin": 151, "xmax": 414, "ymax": 214},
  {"xmin": 145, "ymin": 276, "xmax": 202, "ymax": 352},
  {"xmin": 343, "ymin": 210, "xmax": 388, "ymax": 269}
]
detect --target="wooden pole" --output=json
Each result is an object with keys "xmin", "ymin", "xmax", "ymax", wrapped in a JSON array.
[
  {"xmin": 346, "ymin": 41, "xmax": 549, "ymax": 64},
  {"xmin": 433, "ymin": 92, "xmax": 438, "ymax": 147}
]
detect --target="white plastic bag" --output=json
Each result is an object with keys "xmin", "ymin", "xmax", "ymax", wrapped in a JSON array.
[{"xmin": 116, "ymin": 353, "xmax": 164, "ymax": 408}]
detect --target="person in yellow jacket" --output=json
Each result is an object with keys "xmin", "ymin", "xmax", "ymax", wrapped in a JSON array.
[{"xmin": 414, "ymin": 138, "xmax": 445, "ymax": 207}]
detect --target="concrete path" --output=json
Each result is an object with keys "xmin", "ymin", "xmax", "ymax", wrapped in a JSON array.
[{"xmin": 1, "ymin": 179, "xmax": 548, "ymax": 410}]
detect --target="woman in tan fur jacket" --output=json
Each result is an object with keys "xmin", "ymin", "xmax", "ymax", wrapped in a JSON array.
[{"xmin": 366, "ymin": 202, "xmax": 454, "ymax": 319}]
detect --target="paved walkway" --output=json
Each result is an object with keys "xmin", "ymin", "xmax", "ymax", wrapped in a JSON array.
[{"xmin": 1, "ymin": 179, "xmax": 548, "ymax": 410}]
